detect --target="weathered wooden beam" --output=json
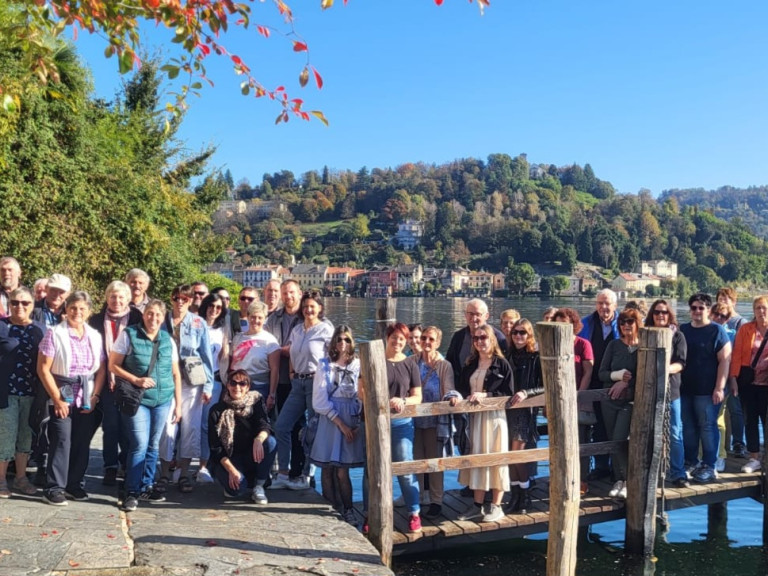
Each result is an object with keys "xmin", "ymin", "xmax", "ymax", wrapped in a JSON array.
[
  {"xmin": 536, "ymin": 321, "xmax": 579, "ymax": 576},
  {"xmin": 625, "ymin": 327, "xmax": 671, "ymax": 556},
  {"xmin": 360, "ymin": 340, "xmax": 393, "ymax": 567},
  {"xmin": 374, "ymin": 298, "xmax": 397, "ymax": 341}
]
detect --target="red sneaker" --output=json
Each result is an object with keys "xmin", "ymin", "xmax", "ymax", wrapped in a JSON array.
[{"xmin": 408, "ymin": 514, "xmax": 422, "ymax": 533}]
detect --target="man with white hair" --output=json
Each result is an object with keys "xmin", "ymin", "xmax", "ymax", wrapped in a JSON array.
[
  {"xmin": 124, "ymin": 268, "xmax": 151, "ymax": 312},
  {"xmin": 0, "ymin": 257, "xmax": 22, "ymax": 318},
  {"xmin": 578, "ymin": 288, "xmax": 620, "ymax": 480},
  {"xmin": 446, "ymin": 298, "xmax": 507, "ymax": 381}
]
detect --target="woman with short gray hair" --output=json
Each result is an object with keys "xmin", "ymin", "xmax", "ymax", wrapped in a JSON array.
[
  {"xmin": 229, "ymin": 300, "xmax": 280, "ymax": 398},
  {"xmin": 88, "ymin": 280, "xmax": 144, "ymax": 486}
]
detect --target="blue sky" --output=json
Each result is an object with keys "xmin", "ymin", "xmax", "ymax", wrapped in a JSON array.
[{"xmin": 73, "ymin": 1, "xmax": 768, "ymax": 195}]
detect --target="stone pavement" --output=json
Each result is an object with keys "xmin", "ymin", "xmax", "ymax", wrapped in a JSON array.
[{"xmin": 0, "ymin": 431, "xmax": 392, "ymax": 576}]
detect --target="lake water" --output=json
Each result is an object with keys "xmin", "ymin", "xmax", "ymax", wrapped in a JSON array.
[{"xmin": 320, "ymin": 296, "xmax": 765, "ymax": 576}]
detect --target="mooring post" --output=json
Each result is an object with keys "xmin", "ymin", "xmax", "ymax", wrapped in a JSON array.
[
  {"xmin": 625, "ymin": 327, "xmax": 671, "ymax": 556},
  {"xmin": 763, "ymin": 426, "xmax": 768, "ymax": 548},
  {"xmin": 374, "ymin": 298, "xmax": 397, "ymax": 341},
  {"xmin": 359, "ymin": 339, "xmax": 393, "ymax": 568},
  {"xmin": 536, "ymin": 321, "xmax": 579, "ymax": 576}
]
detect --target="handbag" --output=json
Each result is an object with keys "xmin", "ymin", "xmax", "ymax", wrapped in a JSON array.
[
  {"xmin": 181, "ymin": 356, "xmax": 207, "ymax": 386},
  {"xmin": 736, "ymin": 330, "xmax": 768, "ymax": 389},
  {"xmin": 115, "ymin": 336, "xmax": 161, "ymax": 416}
]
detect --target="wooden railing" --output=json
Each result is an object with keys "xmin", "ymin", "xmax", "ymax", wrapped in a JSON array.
[{"xmin": 360, "ymin": 323, "xmax": 671, "ymax": 575}]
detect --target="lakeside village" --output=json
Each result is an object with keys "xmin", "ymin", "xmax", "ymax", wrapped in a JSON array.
[{"xmin": 206, "ymin": 213, "xmax": 679, "ymax": 299}]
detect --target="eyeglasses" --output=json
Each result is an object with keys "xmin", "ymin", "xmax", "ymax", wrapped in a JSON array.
[
  {"xmin": 219, "ymin": 295, "xmax": 231, "ymax": 301},
  {"xmin": 420, "ymin": 336, "xmax": 436, "ymax": 342},
  {"xmin": 210, "ymin": 305, "xmax": 222, "ymax": 311},
  {"xmin": 10, "ymin": 300, "xmax": 32, "ymax": 307},
  {"xmin": 653, "ymin": 309, "xmax": 670, "ymax": 316},
  {"xmin": 172, "ymin": 296, "xmax": 190, "ymax": 303},
  {"xmin": 713, "ymin": 313, "xmax": 728, "ymax": 320},
  {"xmin": 228, "ymin": 380, "xmax": 249, "ymax": 388},
  {"xmin": 619, "ymin": 318, "xmax": 636, "ymax": 326},
  {"xmin": 511, "ymin": 330, "xmax": 528, "ymax": 336},
  {"xmin": 690, "ymin": 305, "xmax": 706, "ymax": 311},
  {"xmin": 239, "ymin": 296, "xmax": 254, "ymax": 302},
  {"xmin": 472, "ymin": 334, "xmax": 489, "ymax": 342},
  {"xmin": 194, "ymin": 291, "xmax": 207, "ymax": 297},
  {"xmin": 339, "ymin": 337, "xmax": 352, "ymax": 344}
]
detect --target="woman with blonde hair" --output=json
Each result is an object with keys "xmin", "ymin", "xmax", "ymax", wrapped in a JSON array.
[{"xmin": 455, "ymin": 324, "xmax": 512, "ymax": 523}]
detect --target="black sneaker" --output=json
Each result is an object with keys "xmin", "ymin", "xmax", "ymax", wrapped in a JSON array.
[
  {"xmin": 33, "ymin": 468, "xmax": 47, "ymax": 487},
  {"xmin": 425, "ymin": 503, "xmax": 442, "ymax": 518},
  {"xmin": 65, "ymin": 487, "xmax": 89, "ymax": 501},
  {"xmin": 122, "ymin": 495, "xmax": 139, "ymax": 512},
  {"xmin": 139, "ymin": 489, "xmax": 166, "ymax": 503},
  {"xmin": 673, "ymin": 477, "xmax": 691, "ymax": 489},
  {"xmin": 459, "ymin": 486, "xmax": 473, "ymax": 498},
  {"xmin": 103, "ymin": 468, "xmax": 118, "ymax": 486},
  {"xmin": 43, "ymin": 491, "xmax": 68, "ymax": 506}
]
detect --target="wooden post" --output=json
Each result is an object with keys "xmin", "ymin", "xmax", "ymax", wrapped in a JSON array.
[
  {"xmin": 625, "ymin": 327, "xmax": 671, "ymax": 556},
  {"xmin": 359, "ymin": 340, "xmax": 393, "ymax": 568},
  {"xmin": 763, "ymin": 411, "xmax": 768, "ymax": 548},
  {"xmin": 535, "ymin": 322, "xmax": 579, "ymax": 576},
  {"xmin": 374, "ymin": 298, "xmax": 397, "ymax": 341}
]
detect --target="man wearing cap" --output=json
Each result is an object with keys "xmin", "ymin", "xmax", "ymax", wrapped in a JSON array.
[
  {"xmin": 0, "ymin": 257, "xmax": 22, "ymax": 318},
  {"xmin": 32, "ymin": 274, "xmax": 71, "ymax": 328}
]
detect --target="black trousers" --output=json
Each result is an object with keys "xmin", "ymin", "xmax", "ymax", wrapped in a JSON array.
[
  {"xmin": 46, "ymin": 406, "xmax": 98, "ymax": 493},
  {"xmin": 740, "ymin": 383, "xmax": 768, "ymax": 454}
]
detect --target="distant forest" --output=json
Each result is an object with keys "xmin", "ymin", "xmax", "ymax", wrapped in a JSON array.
[{"xmin": 214, "ymin": 155, "xmax": 768, "ymax": 293}]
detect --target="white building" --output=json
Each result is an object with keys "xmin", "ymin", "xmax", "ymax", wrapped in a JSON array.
[{"xmin": 394, "ymin": 219, "xmax": 424, "ymax": 250}]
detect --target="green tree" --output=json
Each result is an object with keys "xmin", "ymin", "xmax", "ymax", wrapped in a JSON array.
[
  {"xmin": 507, "ymin": 263, "xmax": 536, "ymax": 295},
  {"xmin": 553, "ymin": 275, "xmax": 570, "ymax": 295}
]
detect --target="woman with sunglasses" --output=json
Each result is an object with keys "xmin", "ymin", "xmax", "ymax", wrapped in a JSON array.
[
  {"xmin": 109, "ymin": 299, "xmax": 182, "ymax": 511},
  {"xmin": 455, "ymin": 324, "xmax": 512, "ymax": 524},
  {"xmin": 273, "ymin": 290, "xmax": 333, "ymax": 491},
  {"xmin": 208, "ymin": 369, "xmax": 277, "ymax": 504},
  {"xmin": 505, "ymin": 319, "xmax": 544, "ymax": 513},
  {"xmin": 0, "ymin": 287, "xmax": 47, "ymax": 498},
  {"xmin": 196, "ymin": 293, "xmax": 232, "ymax": 484},
  {"xmin": 411, "ymin": 326, "xmax": 455, "ymax": 518},
  {"xmin": 598, "ymin": 307, "xmax": 643, "ymax": 499},
  {"xmin": 644, "ymin": 300, "xmax": 688, "ymax": 487},
  {"xmin": 157, "ymin": 284, "xmax": 214, "ymax": 494},
  {"xmin": 310, "ymin": 326, "xmax": 364, "ymax": 526}
]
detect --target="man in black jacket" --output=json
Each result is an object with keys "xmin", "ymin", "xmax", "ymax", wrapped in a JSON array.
[
  {"xmin": 31, "ymin": 273, "xmax": 70, "ymax": 328},
  {"xmin": 446, "ymin": 298, "xmax": 507, "ymax": 381}
]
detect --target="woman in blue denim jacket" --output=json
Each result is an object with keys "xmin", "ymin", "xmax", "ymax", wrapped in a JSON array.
[{"xmin": 158, "ymin": 284, "xmax": 214, "ymax": 494}]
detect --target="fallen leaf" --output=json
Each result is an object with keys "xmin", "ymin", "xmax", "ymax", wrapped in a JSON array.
[
  {"xmin": 107, "ymin": 534, "xmax": 116, "ymax": 539},
  {"xmin": 1, "ymin": 518, "xmax": 11, "ymax": 523},
  {"xmin": 68, "ymin": 560, "xmax": 80, "ymax": 567},
  {"xmin": 51, "ymin": 530, "xmax": 59, "ymax": 535},
  {"xmin": 40, "ymin": 533, "xmax": 48, "ymax": 538},
  {"xmin": 1, "ymin": 550, "xmax": 12, "ymax": 555}
]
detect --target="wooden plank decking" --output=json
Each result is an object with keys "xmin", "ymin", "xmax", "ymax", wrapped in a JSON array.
[{"xmin": 359, "ymin": 456, "xmax": 763, "ymax": 556}]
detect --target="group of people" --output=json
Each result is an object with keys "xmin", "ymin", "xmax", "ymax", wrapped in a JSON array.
[{"xmin": 1, "ymin": 254, "xmax": 764, "ymax": 535}]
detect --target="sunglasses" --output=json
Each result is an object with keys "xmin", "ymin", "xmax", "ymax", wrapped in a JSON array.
[
  {"xmin": 619, "ymin": 318, "xmax": 636, "ymax": 326},
  {"xmin": 511, "ymin": 330, "xmax": 528, "ymax": 336},
  {"xmin": 194, "ymin": 291, "xmax": 207, "ymax": 297},
  {"xmin": 228, "ymin": 380, "xmax": 249, "ymax": 388},
  {"xmin": 172, "ymin": 296, "xmax": 190, "ymax": 303},
  {"xmin": 420, "ymin": 335, "xmax": 436, "ymax": 342},
  {"xmin": 219, "ymin": 295, "xmax": 231, "ymax": 301},
  {"xmin": 690, "ymin": 305, "xmax": 706, "ymax": 311},
  {"xmin": 713, "ymin": 313, "xmax": 728, "ymax": 320},
  {"xmin": 339, "ymin": 337, "xmax": 352, "ymax": 344},
  {"xmin": 210, "ymin": 304, "xmax": 223, "ymax": 311},
  {"xmin": 472, "ymin": 334, "xmax": 489, "ymax": 342},
  {"xmin": 10, "ymin": 300, "xmax": 33, "ymax": 307},
  {"xmin": 653, "ymin": 309, "xmax": 670, "ymax": 316},
  {"xmin": 239, "ymin": 296, "xmax": 254, "ymax": 302}
]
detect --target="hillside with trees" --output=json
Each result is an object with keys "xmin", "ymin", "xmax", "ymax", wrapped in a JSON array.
[{"xmin": 216, "ymin": 157, "xmax": 768, "ymax": 294}]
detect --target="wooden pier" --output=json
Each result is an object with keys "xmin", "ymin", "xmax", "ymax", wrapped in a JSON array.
[{"xmin": 358, "ymin": 320, "xmax": 768, "ymax": 575}]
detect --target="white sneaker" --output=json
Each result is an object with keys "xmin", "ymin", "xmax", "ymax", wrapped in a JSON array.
[
  {"xmin": 287, "ymin": 475, "xmax": 311, "ymax": 491},
  {"xmin": 268, "ymin": 474, "xmax": 291, "ymax": 490},
  {"xmin": 609, "ymin": 480, "xmax": 625, "ymax": 498},
  {"xmin": 252, "ymin": 485, "xmax": 268, "ymax": 504},
  {"xmin": 741, "ymin": 458, "xmax": 762, "ymax": 473},
  {"xmin": 714, "ymin": 458, "xmax": 725, "ymax": 473},
  {"xmin": 196, "ymin": 467, "xmax": 214, "ymax": 484},
  {"xmin": 393, "ymin": 495, "xmax": 405, "ymax": 507},
  {"xmin": 617, "ymin": 483, "xmax": 627, "ymax": 499}
]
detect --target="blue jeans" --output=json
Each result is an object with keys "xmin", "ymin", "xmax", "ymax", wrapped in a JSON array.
[
  {"xmin": 100, "ymin": 386, "xmax": 127, "ymax": 470},
  {"xmin": 122, "ymin": 401, "xmax": 172, "ymax": 495},
  {"xmin": 275, "ymin": 375, "xmax": 314, "ymax": 477},
  {"xmin": 200, "ymin": 379, "xmax": 223, "ymax": 462},
  {"xmin": 363, "ymin": 419, "xmax": 420, "ymax": 516},
  {"xmin": 681, "ymin": 394, "xmax": 721, "ymax": 468},
  {"xmin": 213, "ymin": 436, "xmax": 277, "ymax": 497},
  {"xmin": 667, "ymin": 398, "xmax": 685, "ymax": 481}
]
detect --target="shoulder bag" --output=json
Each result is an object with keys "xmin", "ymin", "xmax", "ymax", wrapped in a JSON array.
[
  {"xmin": 736, "ymin": 330, "xmax": 768, "ymax": 389},
  {"xmin": 115, "ymin": 336, "xmax": 161, "ymax": 416}
]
